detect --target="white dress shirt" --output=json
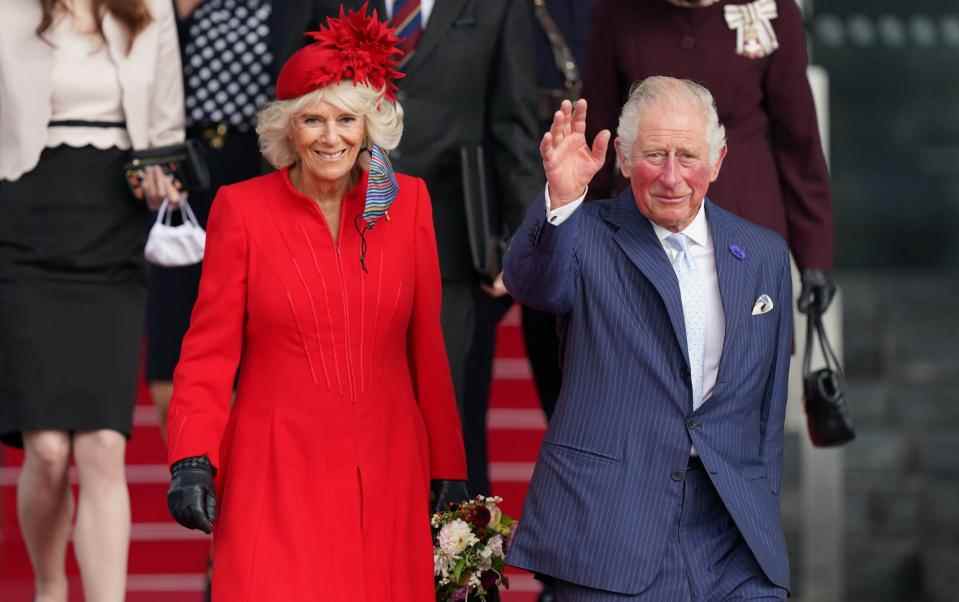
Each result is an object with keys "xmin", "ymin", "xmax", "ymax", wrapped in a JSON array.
[
  {"xmin": 544, "ymin": 187, "xmax": 726, "ymax": 407},
  {"xmin": 384, "ymin": 0, "xmax": 435, "ymax": 25},
  {"xmin": 651, "ymin": 205, "xmax": 726, "ymax": 407}
]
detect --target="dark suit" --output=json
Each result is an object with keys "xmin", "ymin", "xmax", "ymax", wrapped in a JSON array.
[
  {"xmin": 349, "ymin": 0, "xmax": 542, "ymax": 495},
  {"xmin": 503, "ymin": 192, "xmax": 793, "ymax": 598},
  {"xmin": 361, "ymin": 0, "xmax": 542, "ymax": 281},
  {"xmin": 532, "ymin": 0, "xmax": 594, "ymax": 96}
]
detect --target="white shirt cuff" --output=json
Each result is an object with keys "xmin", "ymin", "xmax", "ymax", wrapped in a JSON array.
[{"xmin": 544, "ymin": 184, "xmax": 587, "ymax": 226}]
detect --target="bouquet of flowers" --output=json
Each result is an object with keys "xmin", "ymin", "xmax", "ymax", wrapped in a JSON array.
[{"xmin": 432, "ymin": 495, "xmax": 516, "ymax": 601}]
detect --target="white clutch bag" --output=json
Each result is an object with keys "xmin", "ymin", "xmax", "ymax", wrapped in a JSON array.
[{"xmin": 144, "ymin": 198, "xmax": 206, "ymax": 267}]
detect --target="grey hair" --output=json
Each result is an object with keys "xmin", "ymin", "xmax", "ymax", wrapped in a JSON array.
[
  {"xmin": 615, "ymin": 76, "xmax": 726, "ymax": 169},
  {"xmin": 256, "ymin": 81, "xmax": 404, "ymax": 169}
]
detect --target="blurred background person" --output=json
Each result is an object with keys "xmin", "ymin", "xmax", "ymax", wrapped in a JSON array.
[
  {"xmin": 147, "ymin": 0, "xmax": 346, "ymax": 443},
  {"xmin": 584, "ymin": 0, "xmax": 836, "ymax": 317},
  {"xmin": 521, "ymin": 0, "xmax": 595, "ymax": 430},
  {"xmin": 343, "ymin": 0, "xmax": 543, "ymax": 498},
  {"xmin": 164, "ymin": 8, "xmax": 467, "ymax": 600},
  {"xmin": 0, "ymin": 1, "xmax": 183, "ymax": 600}
]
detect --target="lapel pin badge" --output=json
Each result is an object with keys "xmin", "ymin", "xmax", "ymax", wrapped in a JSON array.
[{"xmin": 729, "ymin": 244, "xmax": 746, "ymax": 260}]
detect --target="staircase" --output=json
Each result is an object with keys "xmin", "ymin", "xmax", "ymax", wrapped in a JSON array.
[{"xmin": 0, "ymin": 305, "xmax": 545, "ymax": 601}]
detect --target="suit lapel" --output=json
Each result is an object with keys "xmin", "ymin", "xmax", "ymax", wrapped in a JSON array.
[
  {"xmin": 603, "ymin": 191, "xmax": 690, "ymax": 375},
  {"xmin": 705, "ymin": 201, "xmax": 748, "ymax": 389},
  {"xmin": 401, "ymin": 0, "xmax": 470, "ymax": 75}
]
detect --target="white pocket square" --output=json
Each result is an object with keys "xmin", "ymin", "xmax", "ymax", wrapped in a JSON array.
[{"xmin": 752, "ymin": 294, "xmax": 774, "ymax": 315}]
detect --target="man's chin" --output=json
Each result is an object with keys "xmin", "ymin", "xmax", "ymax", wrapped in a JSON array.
[{"xmin": 651, "ymin": 208, "xmax": 696, "ymax": 231}]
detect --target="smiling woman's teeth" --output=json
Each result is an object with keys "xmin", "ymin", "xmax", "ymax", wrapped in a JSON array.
[{"xmin": 315, "ymin": 149, "xmax": 346, "ymax": 160}]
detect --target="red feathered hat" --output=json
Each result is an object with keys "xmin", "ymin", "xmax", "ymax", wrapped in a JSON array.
[{"xmin": 276, "ymin": 2, "xmax": 405, "ymax": 102}]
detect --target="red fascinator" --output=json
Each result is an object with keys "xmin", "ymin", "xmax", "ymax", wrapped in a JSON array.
[{"xmin": 276, "ymin": 2, "xmax": 405, "ymax": 102}]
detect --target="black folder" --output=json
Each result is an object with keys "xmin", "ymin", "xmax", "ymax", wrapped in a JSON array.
[{"xmin": 460, "ymin": 145, "xmax": 505, "ymax": 283}]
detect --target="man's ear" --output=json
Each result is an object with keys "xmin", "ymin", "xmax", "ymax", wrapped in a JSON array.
[
  {"xmin": 614, "ymin": 137, "xmax": 631, "ymax": 179},
  {"xmin": 709, "ymin": 144, "xmax": 728, "ymax": 182}
]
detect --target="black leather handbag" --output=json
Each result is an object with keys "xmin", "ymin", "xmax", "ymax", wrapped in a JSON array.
[
  {"xmin": 802, "ymin": 309, "xmax": 856, "ymax": 447},
  {"xmin": 124, "ymin": 140, "xmax": 211, "ymax": 191}
]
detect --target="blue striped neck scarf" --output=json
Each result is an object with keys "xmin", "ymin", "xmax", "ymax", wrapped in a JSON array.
[
  {"xmin": 354, "ymin": 144, "xmax": 400, "ymax": 272},
  {"xmin": 362, "ymin": 144, "xmax": 399, "ymax": 225}
]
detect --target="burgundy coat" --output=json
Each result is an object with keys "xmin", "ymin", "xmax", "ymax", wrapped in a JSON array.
[{"xmin": 584, "ymin": 0, "xmax": 833, "ymax": 269}]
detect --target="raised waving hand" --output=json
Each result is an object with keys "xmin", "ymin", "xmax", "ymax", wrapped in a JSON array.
[{"xmin": 541, "ymin": 98, "xmax": 610, "ymax": 209}]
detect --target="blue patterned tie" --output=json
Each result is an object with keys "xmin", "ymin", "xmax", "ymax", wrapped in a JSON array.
[
  {"xmin": 390, "ymin": 0, "xmax": 423, "ymax": 68},
  {"xmin": 666, "ymin": 234, "xmax": 707, "ymax": 411}
]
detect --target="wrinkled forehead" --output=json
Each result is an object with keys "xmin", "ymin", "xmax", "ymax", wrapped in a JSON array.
[{"xmin": 634, "ymin": 100, "xmax": 710, "ymax": 148}]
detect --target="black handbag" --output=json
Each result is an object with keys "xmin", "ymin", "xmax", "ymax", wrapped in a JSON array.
[
  {"xmin": 802, "ymin": 309, "xmax": 856, "ymax": 447},
  {"xmin": 124, "ymin": 140, "xmax": 211, "ymax": 191}
]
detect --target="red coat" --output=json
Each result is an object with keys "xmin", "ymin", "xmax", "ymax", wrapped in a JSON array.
[{"xmin": 167, "ymin": 168, "xmax": 467, "ymax": 601}]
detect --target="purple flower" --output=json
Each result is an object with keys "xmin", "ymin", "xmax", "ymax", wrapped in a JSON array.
[
  {"xmin": 729, "ymin": 244, "xmax": 746, "ymax": 260},
  {"xmin": 480, "ymin": 570, "xmax": 499, "ymax": 591},
  {"xmin": 452, "ymin": 587, "xmax": 469, "ymax": 601},
  {"xmin": 469, "ymin": 506, "xmax": 492, "ymax": 529}
]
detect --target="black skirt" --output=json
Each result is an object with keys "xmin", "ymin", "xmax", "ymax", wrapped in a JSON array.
[{"xmin": 0, "ymin": 145, "xmax": 148, "ymax": 448}]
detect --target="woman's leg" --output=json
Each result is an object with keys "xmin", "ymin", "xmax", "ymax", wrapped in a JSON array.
[
  {"xmin": 72, "ymin": 429, "xmax": 130, "ymax": 602},
  {"xmin": 18, "ymin": 430, "xmax": 74, "ymax": 602}
]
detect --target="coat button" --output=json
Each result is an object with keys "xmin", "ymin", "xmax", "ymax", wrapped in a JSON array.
[
  {"xmin": 686, "ymin": 419, "xmax": 700, "ymax": 429},
  {"xmin": 681, "ymin": 35, "xmax": 696, "ymax": 49},
  {"xmin": 671, "ymin": 471, "xmax": 685, "ymax": 482}
]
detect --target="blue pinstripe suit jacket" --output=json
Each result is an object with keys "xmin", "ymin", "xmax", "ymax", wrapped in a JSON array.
[{"xmin": 503, "ymin": 190, "xmax": 793, "ymax": 595}]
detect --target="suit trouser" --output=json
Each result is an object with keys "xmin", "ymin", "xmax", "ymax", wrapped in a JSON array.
[
  {"xmin": 463, "ymin": 299, "xmax": 563, "ymax": 496},
  {"xmin": 461, "ymin": 290, "xmax": 513, "ymax": 495},
  {"xmin": 552, "ymin": 462, "xmax": 787, "ymax": 602},
  {"xmin": 440, "ymin": 279, "xmax": 477, "ymax": 423},
  {"xmin": 520, "ymin": 305, "xmax": 562, "ymax": 420}
]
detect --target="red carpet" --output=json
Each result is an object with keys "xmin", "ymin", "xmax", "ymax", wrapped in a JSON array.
[{"xmin": 0, "ymin": 305, "xmax": 544, "ymax": 601}]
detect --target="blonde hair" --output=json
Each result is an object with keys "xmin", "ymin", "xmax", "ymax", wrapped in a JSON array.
[
  {"xmin": 616, "ymin": 76, "xmax": 726, "ymax": 170},
  {"xmin": 256, "ymin": 81, "xmax": 404, "ymax": 169}
]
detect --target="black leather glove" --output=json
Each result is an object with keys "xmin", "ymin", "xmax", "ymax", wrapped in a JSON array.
[
  {"xmin": 797, "ymin": 268, "xmax": 837, "ymax": 316},
  {"xmin": 430, "ymin": 479, "xmax": 470, "ymax": 514},
  {"xmin": 168, "ymin": 456, "xmax": 217, "ymax": 534}
]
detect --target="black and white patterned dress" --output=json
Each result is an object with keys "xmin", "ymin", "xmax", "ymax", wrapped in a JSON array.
[{"xmin": 183, "ymin": 0, "xmax": 273, "ymax": 130}]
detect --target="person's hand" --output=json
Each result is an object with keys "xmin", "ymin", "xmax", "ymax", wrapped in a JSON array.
[
  {"xmin": 430, "ymin": 480, "xmax": 470, "ymax": 514},
  {"xmin": 541, "ymin": 98, "xmax": 610, "ymax": 209},
  {"xmin": 167, "ymin": 456, "xmax": 216, "ymax": 534},
  {"xmin": 175, "ymin": 0, "xmax": 203, "ymax": 18},
  {"xmin": 797, "ymin": 268, "xmax": 837, "ymax": 316},
  {"xmin": 134, "ymin": 165, "xmax": 182, "ymax": 210},
  {"xmin": 481, "ymin": 272, "xmax": 508, "ymax": 298}
]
